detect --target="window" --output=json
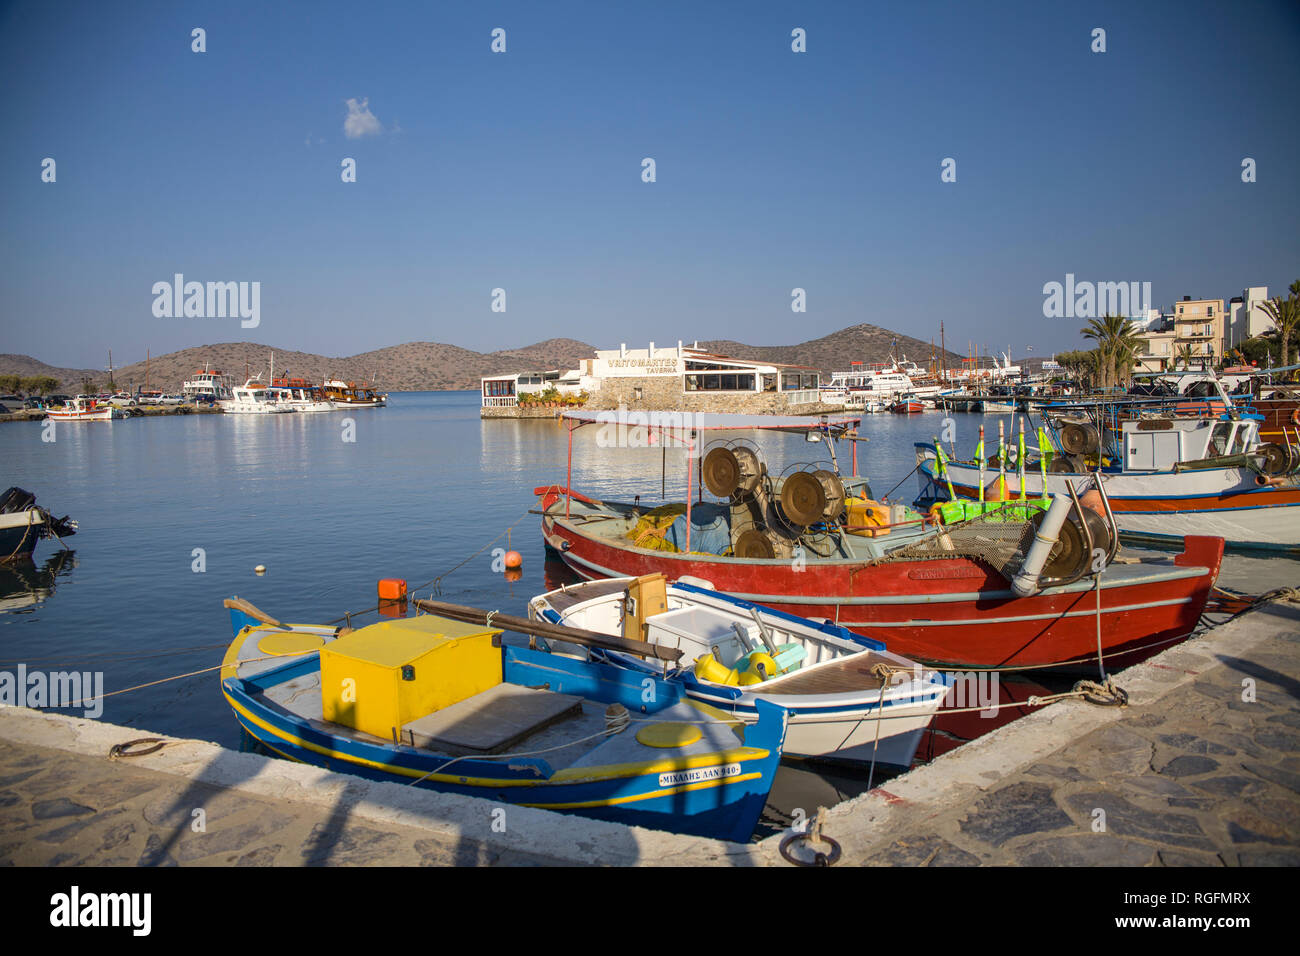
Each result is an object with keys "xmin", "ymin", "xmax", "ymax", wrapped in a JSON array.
[{"xmin": 683, "ymin": 373, "xmax": 756, "ymax": 392}]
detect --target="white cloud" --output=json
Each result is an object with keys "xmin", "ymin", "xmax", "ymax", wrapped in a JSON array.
[{"xmin": 344, "ymin": 97, "xmax": 382, "ymax": 139}]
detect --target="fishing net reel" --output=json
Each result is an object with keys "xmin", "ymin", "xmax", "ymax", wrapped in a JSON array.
[
  {"xmin": 769, "ymin": 462, "xmax": 847, "ymax": 554},
  {"xmin": 728, "ymin": 517, "xmax": 795, "ymax": 559},
  {"xmin": 1055, "ymin": 419, "xmax": 1101, "ymax": 457},
  {"xmin": 702, "ymin": 441, "xmax": 765, "ymax": 500},
  {"xmin": 1031, "ymin": 505, "xmax": 1112, "ymax": 587},
  {"xmin": 1255, "ymin": 442, "xmax": 1300, "ymax": 478}
]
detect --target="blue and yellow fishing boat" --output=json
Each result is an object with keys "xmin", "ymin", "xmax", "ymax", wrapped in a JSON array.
[{"xmin": 220, "ymin": 597, "xmax": 788, "ymax": 842}]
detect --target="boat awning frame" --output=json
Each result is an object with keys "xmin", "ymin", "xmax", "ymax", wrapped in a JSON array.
[{"xmin": 559, "ymin": 410, "xmax": 861, "ymax": 434}]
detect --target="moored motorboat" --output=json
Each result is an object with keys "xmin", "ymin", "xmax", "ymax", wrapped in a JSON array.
[
  {"xmin": 269, "ymin": 377, "xmax": 336, "ymax": 412},
  {"xmin": 219, "ymin": 379, "xmax": 295, "ymax": 414},
  {"xmin": 220, "ymin": 597, "xmax": 787, "ymax": 842},
  {"xmin": 46, "ymin": 396, "xmax": 126, "ymax": 421},
  {"xmin": 321, "ymin": 380, "xmax": 386, "ymax": 407},
  {"xmin": 529, "ymin": 574, "xmax": 950, "ymax": 767},
  {"xmin": 0, "ymin": 487, "xmax": 77, "ymax": 563}
]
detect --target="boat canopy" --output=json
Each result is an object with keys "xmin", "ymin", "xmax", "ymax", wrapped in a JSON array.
[{"xmin": 559, "ymin": 410, "xmax": 861, "ymax": 432}]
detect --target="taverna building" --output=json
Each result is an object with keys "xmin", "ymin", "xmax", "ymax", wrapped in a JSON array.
[{"xmin": 481, "ymin": 341, "xmax": 837, "ymax": 416}]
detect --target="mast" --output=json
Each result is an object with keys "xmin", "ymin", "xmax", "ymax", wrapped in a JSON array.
[{"xmin": 940, "ymin": 321, "xmax": 947, "ymax": 385}]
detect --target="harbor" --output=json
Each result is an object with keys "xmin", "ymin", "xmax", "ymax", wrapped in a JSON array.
[
  {"xmin": 2, "ymin": 1, "xmax": 1298, "ymax": 908},
  {"xmin": 1, "ymin": 385, "xmax": 1297, "ymax": 864}
]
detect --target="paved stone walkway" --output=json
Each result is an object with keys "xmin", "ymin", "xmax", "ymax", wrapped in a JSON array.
[
  {"xmin": 0, "ymin": 739, "xmax": 564, "ymax": 866},
  {"xmin": 815, "ymin": 598, "xmax": 1300, "ymax": 867}
]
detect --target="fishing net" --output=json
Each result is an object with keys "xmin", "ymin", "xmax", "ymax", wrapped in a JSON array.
[
  {"xmin": 627, "ymin": 504, "xmax": 686, "ymax": 552},
  {"xmin": 874, "ymin": 501, "xmax": 1044, "ymax": 580}
]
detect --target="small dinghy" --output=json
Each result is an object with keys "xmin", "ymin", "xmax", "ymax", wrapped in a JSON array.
[
  {"xmin": 0, "ymin": 488, "xmax": 77, "ymax": 563},
  {"xmin": 220, "ymin": 597, "xmax": 788, "ymax": 843},
  {"xmin": 526, "ymin": 575, "xmax": 951, "ymax": 768}
]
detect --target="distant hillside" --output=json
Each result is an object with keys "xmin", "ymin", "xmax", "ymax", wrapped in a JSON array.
[
  {"xmin": 700, "ymin": 323, "xmax": 963, "ymax": 373},
  {"xmin": 0, "ymin": 339, "xmax": 599, "ymax": 392},
  {"xmin": 0, "ymin": 326, "xmax": 967, "ymax": 392}
]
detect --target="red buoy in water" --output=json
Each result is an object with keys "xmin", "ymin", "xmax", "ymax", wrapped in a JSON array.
[{"xmin": 504, "ymin": 550, "xmax": 523, "ymax": 570}]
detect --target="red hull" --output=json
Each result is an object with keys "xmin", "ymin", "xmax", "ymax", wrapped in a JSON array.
[{"xmin": 537, "ymin": 488, "xmax": 1223, "ymax": 671}]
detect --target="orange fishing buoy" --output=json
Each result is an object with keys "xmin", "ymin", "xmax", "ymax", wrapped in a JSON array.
[
  {"xmin": 1079, "ymin": 489, "xmax": 1106, "ymax": 517},
  {"xmin": 984, "ymin": 479, "xmax": 1008, "ymax": 502},
  {"xmin": 504, "ymin": 550, "xmax": 523, "ymax": 570},
  {"xmin": 377, "ymin": 578, "xmax": 407, "ymax": 602}
]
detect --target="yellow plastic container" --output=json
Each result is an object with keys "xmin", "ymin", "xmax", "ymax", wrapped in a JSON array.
[
  {"xmin": 844, "ymin": 497, "xmax": 891, "ymax": 537},
  {"xmin": 320, "ymin": 615, "xmax": 502, "ymax": 740}
]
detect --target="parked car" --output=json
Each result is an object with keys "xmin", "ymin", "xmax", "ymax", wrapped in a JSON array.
[
  {"xmin": 159, "ymin": 394, "xmax": 185, "ymax": 405},
  {"xmin": 46, "ymin": 395, "xmax": 71, "ymax": 407},
  {"xmin": 0, "ymin": 403, "xmax": 10, "ymax": 414},
  {"xmin": 108, "ymin": 393, "xmax": 137, "ymax": 407},
  {"xmin": 23, "ymin": 398, "xmax": 45, "ymax": 410}
]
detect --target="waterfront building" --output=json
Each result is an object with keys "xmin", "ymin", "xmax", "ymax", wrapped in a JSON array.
[
  {"xmin": 1226, "ymin": 287, "xmax": 1272, "ymax": 352},
  {"xmin": 1172, "ymin": 296, "xmax": 1224, "ymax": 368},
  {"xmin": 1134, "ymin": 314, "xmax": 1178, "ymax": 373},
  {"xmin": 481, "ymin": 340, "xmax": 829, "ymax": 414}
]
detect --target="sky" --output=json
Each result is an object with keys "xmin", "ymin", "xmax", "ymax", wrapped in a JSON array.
[{"xmin": 2, "ymin": 0, "xmax": 1298, "ymax": 369}]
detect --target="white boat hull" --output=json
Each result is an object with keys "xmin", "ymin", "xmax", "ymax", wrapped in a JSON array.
[
  {"xmin": 531, "ymin": 578, "xmax": 949, "ymax": 766},
  {"xmin": 919, "ymin": 450, "xmax": 1300, "ymax": 551}
]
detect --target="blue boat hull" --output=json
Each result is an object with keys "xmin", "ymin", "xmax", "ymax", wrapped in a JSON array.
[{"xmin": 222, "ymin": 610, "xmax": 786, "ymax": 843}]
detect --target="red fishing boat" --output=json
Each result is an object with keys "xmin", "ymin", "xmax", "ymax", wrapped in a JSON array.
[
  {"xmin": 536, "ymin": 412, "xmax": 1224, "ymax": 672},
  {"xmin": 890, "ymin": 397, "xmax": 925, "ymax": 414}
]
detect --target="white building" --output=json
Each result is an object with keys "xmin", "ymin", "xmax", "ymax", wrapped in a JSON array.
[
  {"xmin": 1226, "ymin": 287, "xmax": 1272, "ymax": 351},
  {"xmin": 481, "ymin": 340, "xmax": 822, "ymax": 410}
]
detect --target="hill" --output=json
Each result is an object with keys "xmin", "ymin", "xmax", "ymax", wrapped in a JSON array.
[{"xmin": 0, "ymin": 327, "xmax": 965, "ymax": 392}]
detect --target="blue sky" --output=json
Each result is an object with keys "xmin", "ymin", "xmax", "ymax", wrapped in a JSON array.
[{"xmin": 2, "ymin": 0, "xmax": 1298, "ymax": 369}]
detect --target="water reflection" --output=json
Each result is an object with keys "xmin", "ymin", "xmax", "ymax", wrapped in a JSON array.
[{"xmin": 0, "ymin": 550, "xmax": 76, "ymax": 615}]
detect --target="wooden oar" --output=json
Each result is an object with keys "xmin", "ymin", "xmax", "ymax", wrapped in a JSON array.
[
  {"xmin": 413, "ymin": 598, "xmax": 682, "ymax": 664},
  {"xmin": 223, "ymin": 596, "xmax": 284, "ymax": 628}
]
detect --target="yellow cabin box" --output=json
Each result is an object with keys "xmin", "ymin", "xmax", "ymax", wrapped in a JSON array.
[
  {"xmin": 622, "ymin": 572, "xmax": 668, "ymax": 643},
  {"xmin": 320, "ymin": 615, "xmax": 502, "ymax": 740}
]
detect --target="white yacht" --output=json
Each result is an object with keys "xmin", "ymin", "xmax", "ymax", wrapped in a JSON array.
[
  {"xmin": 182, "ymin": 365, "xmax": 234, "ymax": 403},
  {"xmin": 220, "ymin": 378, "xmax": 295, "ymax": 414},
  {"xmin": 269, "ymin": 379, "xmax": 336, "ymax": 412}
]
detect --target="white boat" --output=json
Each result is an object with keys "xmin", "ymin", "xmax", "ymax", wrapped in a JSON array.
[
  {"xmin": 917, "ymin": 389, "xmax": 1300, "ymax": 553},
  {"xmin": 530, "ymin": 575, "xmax": 950, "ymax": 767},
  {"xmin": 268, "ymin": 383, "xmax": 336, "ymax": 413},
  {"xmin": 219, "ymin": 379, "xmax": 295, "ymax": 414},
  {"xmin": 182, "ymin": 365, "xmax": 234, "ymax": 403},
  {"xmin": 46, "ymin": 396, "xmax": 126, "ymax": 421}
]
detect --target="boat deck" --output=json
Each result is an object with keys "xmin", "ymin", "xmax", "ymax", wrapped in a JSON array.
[
  {"xmin": 751, "ymin": 651, "xmax": 899, "ymax": 695},
  {"xmin": 541, "ymin": 578, "xmax": 629, "ymax": 615},
  {"xmin": 239, "ymin": 646, "xmax": 748, "ymax": 773}
]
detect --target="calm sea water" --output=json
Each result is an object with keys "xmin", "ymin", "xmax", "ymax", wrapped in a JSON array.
[{"xmin": 3, "ymin": 391, "xmax": 1295, "ymax": 833}]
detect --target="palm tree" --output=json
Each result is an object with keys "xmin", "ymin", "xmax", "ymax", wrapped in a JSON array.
[
  {"xmin": 1081, "ymin": 314, "xmax": 1143, "ymax": 389},
  {"xmin": 1258, "ymin": 281, "xmax": 1300, "ymax": 370},
  {"xmin": 1174, "ymin": 344, "xmax": 1194, "ymax": 371}
]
